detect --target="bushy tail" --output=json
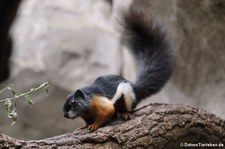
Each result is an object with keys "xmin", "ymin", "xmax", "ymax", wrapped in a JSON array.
[{"xmin": 122, "ymin": 8, "xmax": 174, "ymax": 101}]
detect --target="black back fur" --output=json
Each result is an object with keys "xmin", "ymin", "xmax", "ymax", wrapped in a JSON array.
[{"xmin": 80, "ymin": 75, "xmax": 129, "ymax": 99}]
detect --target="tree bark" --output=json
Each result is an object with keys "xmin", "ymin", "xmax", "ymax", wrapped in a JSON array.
[{"xmin": 1, "ymin": 103, "xmax": 225, "ymax": 149}]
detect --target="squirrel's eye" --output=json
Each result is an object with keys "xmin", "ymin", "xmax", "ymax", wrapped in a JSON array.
[{"xmin": 70, "ymin": 100, "xmax": 77, "ymax": 106}]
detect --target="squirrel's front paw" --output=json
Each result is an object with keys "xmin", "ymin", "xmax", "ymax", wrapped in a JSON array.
[{"xmin": 88, "ymin": 124, "xmax": 99, "ymax": 131}]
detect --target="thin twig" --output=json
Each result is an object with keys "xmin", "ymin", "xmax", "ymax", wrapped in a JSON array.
[{"xmin": 0, "ymin": 82, "xmax": 49, "ymax": 103}]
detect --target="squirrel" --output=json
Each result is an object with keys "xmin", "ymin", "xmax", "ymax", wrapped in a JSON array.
[{"xmin": 63, "ymin": 8, "xmax": 174, "ymax": 131}]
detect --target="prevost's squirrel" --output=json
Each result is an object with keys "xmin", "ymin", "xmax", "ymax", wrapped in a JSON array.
[{"xmin": 63, "ymin": 7, "xmax": 174, "ymax": 131}]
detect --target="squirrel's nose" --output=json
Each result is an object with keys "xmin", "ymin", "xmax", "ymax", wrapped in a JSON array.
[{"xmin": 64, "ymin": 113, "xmax": 69, "ymax": 118}]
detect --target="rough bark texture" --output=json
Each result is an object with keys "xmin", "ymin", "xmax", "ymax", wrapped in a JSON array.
[{"xmin": 1, "ymin": 103, "xmax": 225, "ymax": 149}]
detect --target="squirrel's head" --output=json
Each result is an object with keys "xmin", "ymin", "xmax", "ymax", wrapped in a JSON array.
[{"xmin": 63, "ymin": 89, "xmax": 88, "ymax": 119}]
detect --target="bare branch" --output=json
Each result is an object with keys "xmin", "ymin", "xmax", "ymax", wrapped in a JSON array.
[{"xmin": 0, "ymin": 103, "xmax": 224, "ymax": 148}]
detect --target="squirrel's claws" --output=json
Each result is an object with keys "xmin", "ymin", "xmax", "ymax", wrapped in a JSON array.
[
  {"xmin": 88, "ymin": 124, "xmax": 99, "ymax": 131},
  {"xmin": 74, "ymin": 125, "xmax": 88, "ymax": 132},
  {"xmin": 122, "ymin": 112, "xmax": 132, "ymax": 120}
]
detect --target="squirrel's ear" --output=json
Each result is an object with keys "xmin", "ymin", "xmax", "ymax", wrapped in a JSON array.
[{"xmin": 75, "ymin": 90, "xmax": 85, "ymax": 99}]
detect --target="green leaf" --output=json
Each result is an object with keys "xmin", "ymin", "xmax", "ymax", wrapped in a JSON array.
[
  {"xmin": 11, "ymin": 121, "xmax": 16, "ymax": 126},
  {"xmin": 8, "ymin": 111, "xmax": 18, "ymax": 122},
  {"xmin": 28, "ymin": 99, "xmax": 34, "ymax": 105},
  {"xmin": 44, "ymin": 82, "xmax": 49, "ymax": 94},
  {"xmin": 7, "ymin": 86, "xmax": 16, "ymax": 96},
  {"xmin": 44, "ymin": 86, "xmax": 49, "ymax": 94},
  {"xmin": 4, "ymin": 99, "xmax": 12, "ymax": 112},
  {"xmin": 25, "ymin": 95, "xmax": 34, "ymax": 105}
]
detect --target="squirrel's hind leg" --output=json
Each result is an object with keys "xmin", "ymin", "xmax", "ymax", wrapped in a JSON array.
[{"xmin": 112, "ymin": 82, "xmax": 136, "ymax": 120}]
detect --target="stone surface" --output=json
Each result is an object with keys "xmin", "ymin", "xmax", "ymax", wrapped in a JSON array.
[
  {"xmin": 11, "ymin": 0, "xmax": 121, "ymax": 91},
  {"xmin": 131, "ymin": 0, "xmax": 225, "ymax": 119},
  {"xmin": 1, "ymin": 0, "xmax": 134, "ymax": 140},
  {"xmin": 174, "ymin": 0, "xmax": 225, "ymax": 118}
]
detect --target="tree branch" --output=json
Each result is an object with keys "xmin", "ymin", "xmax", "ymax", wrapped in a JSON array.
[{"xmin": 1, "ymin": 103, "xmax": 225, "ymax": 148}]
